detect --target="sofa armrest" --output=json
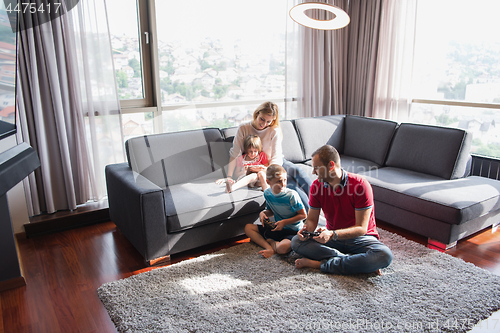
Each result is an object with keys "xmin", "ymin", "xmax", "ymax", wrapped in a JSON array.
[{"xmin": 105, "ymin": 163, "xmax": 169, "ymax": 262}]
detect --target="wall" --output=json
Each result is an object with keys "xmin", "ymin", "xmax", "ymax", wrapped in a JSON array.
[{"xmin": 0, "ymin": 134, "xmax": 30, "ymax": 234}]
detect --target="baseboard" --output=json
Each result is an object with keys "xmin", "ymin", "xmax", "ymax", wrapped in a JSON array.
[
  {"xmin": 24, "ymin": 206, "xmax": 110, "ymax": 238},
  {"xmin": 0, "ymin": 276, "xmax": 25, "ymax": 292}
]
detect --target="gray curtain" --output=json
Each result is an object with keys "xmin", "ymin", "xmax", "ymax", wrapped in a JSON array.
[
  {"xmin": 345, "ymin": 0, "xmax": 382, "ymax": 116},
  {"xmin": 299, "ymin": 0, "xmax": 382, "ymax": 117},
  {"xmin": 300, "ymin": 0, "xmax": 349, "ymax": 117},
  {"xmin": 17, "ymin": 1, "xmax": 124, "ymax": 216}
]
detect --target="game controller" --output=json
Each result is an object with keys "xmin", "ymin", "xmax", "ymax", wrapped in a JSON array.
[
  {"xmin": 263, "ymin": 217, "xmax": 276, "ymax": 228},
  {"xmin": 302, "ymin": 230, "xmax": 321, "ymax": 238}
]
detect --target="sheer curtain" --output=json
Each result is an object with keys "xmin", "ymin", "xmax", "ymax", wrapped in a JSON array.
[
  {"xmin": 372, "ymin": 0, "xmax": 418, "ymax": 122},
  {"xmin": 17, "ymin": 0, "xmax": 124, "ymax": 216}
]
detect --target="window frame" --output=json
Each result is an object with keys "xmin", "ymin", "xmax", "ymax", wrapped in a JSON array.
[{"xmin": 115, "ymin": 0, "xmax": 292, "ymax": 131}]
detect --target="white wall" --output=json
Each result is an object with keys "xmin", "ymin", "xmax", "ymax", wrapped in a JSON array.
[{"xmin": 0, "ymin": 135, "xmax": 30, "ymax": 234}]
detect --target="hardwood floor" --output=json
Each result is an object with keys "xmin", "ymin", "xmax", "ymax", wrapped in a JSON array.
[{"xmin": 1, "ymin": 220, "xmax": 500, "ymax": 333}]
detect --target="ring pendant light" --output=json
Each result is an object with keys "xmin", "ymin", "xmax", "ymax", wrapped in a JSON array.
[{"xmin": 289, "ymin": 2, "xmax": 350, "ymax": 30}]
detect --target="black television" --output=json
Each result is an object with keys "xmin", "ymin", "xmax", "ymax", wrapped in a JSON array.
[{"xmin": 0, "ymin": 1, "xmax": 16, "ymax": 141}]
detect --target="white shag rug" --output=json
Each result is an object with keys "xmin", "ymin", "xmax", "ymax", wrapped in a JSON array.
[{"xmin": 98, "ymin": 229, "xmax": 500, "ymax": 332}]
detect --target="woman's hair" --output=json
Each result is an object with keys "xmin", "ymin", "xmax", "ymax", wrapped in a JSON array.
[
  {"xmin": 243, "ymin": 135, "xmax": 263, "ymax": 153},
  {"xmin": 253, "ymin": 101, "xmax": 279, "ymax": 128}
]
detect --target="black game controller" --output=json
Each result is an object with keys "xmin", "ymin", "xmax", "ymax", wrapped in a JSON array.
[
  {"xmin": 263, "ymin": 217, "xmax": 276, "ymax": 228},
  {"xmin": 302, "ymin": 230, "xmax": 321, "ymax": 238}
]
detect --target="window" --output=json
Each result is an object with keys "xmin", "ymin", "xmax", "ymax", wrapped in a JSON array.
[
  {"xmin": 107, "ymin": 0, "xmax": 297, "ymax": 140},
  {"xmin": 411, "ymin": 0, "xmax": 500, "ymax": 158},
  {"xmin": 107, "ymin": 0, "xmax": 153, "ymax": 108}
]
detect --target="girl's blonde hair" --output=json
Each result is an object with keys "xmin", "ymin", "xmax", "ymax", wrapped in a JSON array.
[
  {"xmin": 253, "ymin": 101, "xmax": 279, "ymax": 128},
  {"xmin": 243, "ymin": 135, "xmax": 263, "ymax": 153}
]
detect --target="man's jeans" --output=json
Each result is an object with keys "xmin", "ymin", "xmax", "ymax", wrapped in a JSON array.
[{"xmin": 291, "ymin": 234, "xmax": 393, "ymax": 275}]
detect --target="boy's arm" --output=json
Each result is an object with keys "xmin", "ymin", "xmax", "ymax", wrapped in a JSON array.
[{"xmin": 273, "ymin": 208, "xmax": 306, "ymax": 231}]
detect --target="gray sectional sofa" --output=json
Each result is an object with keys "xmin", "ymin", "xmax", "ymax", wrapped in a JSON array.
[{"xmin": 105, "ymin": 115, "xmax": 500, "ymax": 264}]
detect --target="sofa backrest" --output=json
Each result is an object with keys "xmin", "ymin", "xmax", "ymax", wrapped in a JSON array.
[
  {"xmin": 280, "ymin": 120, "xmax": 305, "ymax": 163},
  {"xmin": 126, "ymin": 128, "xmax": 224, "ymax": 187},
  {"xmin": 293, "ymin": 115, "xmax": 345, "ymax": 160},
  {"xmin": 344, "ymin": 115, "xmax": 398, "ymax": 166},
  {"xmin": 385, "ymin": 123, "xmax": 472, "ymax": 179}
]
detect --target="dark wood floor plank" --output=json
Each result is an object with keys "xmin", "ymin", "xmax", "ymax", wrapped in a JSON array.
[{"xmin": 2, "ymin": 220, "xmax": 500, "ymax": 333}]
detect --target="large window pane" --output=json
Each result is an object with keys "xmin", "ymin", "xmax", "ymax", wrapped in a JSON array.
[
  {"xmin": 155, "ymin": 0, "xmax": 287, "ymax": 106},
  {"xmin": 413, "ymin": 0, "xmax": 500, "ymax": 104},
  {"xmin": 162, "ymin": 102, "xmax": 286, "ymax": 133},
  {"xmin": 107, "ymin": 0, "xmax": 144, "ymax": 101}
]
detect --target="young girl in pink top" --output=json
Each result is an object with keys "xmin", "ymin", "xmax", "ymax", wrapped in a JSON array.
[{"xmin": 216, "ymin": 135, "xmax": 269, "ymax": 193}]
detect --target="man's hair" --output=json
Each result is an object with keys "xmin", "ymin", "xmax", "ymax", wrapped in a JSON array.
[
  {"xmin": 311, "ymin": 145, "xmax": 341, "ymax": 167},
  {"xmin": 266, "ymin": 164, "xmax": 286, "ymax": 180},
  {"xmin": 243, "ymin": 135, "xmax": 263, "ymax": 153}
]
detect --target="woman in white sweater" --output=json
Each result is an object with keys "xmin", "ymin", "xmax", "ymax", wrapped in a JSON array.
[
  {"xmin": 223, "ymin": 101, "xmax": 311, "ymax": 210},
  {"xmin": 225, "ymin": 102, "xmax": 283, "ymax": 185}
]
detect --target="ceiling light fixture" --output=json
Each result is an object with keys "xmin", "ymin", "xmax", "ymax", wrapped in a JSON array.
[{"xmin": 289, "ymin": 2, "xmax": 350, "ymax": 30}]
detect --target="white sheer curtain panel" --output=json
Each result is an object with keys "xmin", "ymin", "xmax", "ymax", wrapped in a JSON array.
[
  {"xmin": 17, "ymin": 0, "xmax": 124, "ymax": 215},
  {"xmin": 372, "ymin": 0, "xmax": 418, "ymax": 121},
  {"xmin": 286, "ymin": 0, "xmax": 303, "ymax": 119}
]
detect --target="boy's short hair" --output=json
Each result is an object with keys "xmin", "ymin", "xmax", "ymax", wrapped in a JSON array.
[
  {"xmin": 243, "ymin": 135, "xmax": 263, "ymax": 153},
  {"xmin": 266, "ymin": 164, "xmax": 286, "ymax": 180}
]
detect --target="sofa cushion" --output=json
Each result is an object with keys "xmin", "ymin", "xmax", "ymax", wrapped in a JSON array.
[
  {"xmin": 294, "ymin": 115, "xmax": 345, "ymax": 159},
  {"xmin": 280, "ymin": 120, "xmax": 305, "ymax": 163},
  {"xmin": 341, "ymin": 155, "xmax": 381, "ymax": 174},
  {"xmin": 222, "ymin": 126, "xmax": 238, "ymax": 142},
  {"xmin": 360, "ymin": 168, "xmax": 500, "ymax": 225},
  {"xmin": 385, "ymin": 123, "xmax": 472, "ymax": 179},
  {"xmin": 164, "ymin": 170, "xmax": 265, "ymax": 232},
  {"xmin": 344, "ymin": 116, "xmax": 397, "ymax": 166},
  {"xmin": 126, "ymin": 128, "xmax": 223, "ymax": 187}
]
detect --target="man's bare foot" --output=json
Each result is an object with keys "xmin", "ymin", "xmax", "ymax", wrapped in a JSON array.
[
  {"xmin": 259, "ymin": 248, "xmax": 275, "ymax": 258},
  {"xmin": 295, "ymin": 258, "xmax": 321, "ymax": 269},
  {"xmin": 374, "ymin": 269, "xmax": 382, "ymax": 276}
]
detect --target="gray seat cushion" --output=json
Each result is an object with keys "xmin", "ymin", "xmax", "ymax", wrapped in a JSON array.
[
  {"xmin": 341, "ymin": 155, "xmax": 381, "ymax": 174},
  {"xmin": 360, "ymin": 168, "xmax": 500, "ymax": 225},
  {"xmin": 344, "ymin": 116, "xmax": 398, "ymax": 166},
  {"xmin": 385, "ymin": 123, "xmax": 472, "ymax": 179},
  {"xmin": 164, "ymin": 170, "xmax": 265, "ymax": 232}
]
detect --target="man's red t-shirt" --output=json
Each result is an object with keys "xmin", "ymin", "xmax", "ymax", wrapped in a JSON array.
[{"xmin": 309, "ymin": 170, "xmax": 379, "ymax": 239}]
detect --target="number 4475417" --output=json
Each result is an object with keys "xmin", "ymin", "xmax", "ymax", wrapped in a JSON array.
[{"xmin": 6, "ymin": 2, "xmax": 61, "ymax": 14}]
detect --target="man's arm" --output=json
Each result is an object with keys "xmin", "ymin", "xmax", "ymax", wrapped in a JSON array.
[
  {"xmin": 315, "ymin": 207, "xmax": 372, "ymax": 243},
  {"xmin": 297, "ymin": 208, "xmax": 320, "ymax": 239}
]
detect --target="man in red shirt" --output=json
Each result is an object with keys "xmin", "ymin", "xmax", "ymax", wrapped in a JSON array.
[{"xmin": 291, "ymin": 145, "xmax": 393, "ymax": 275}]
